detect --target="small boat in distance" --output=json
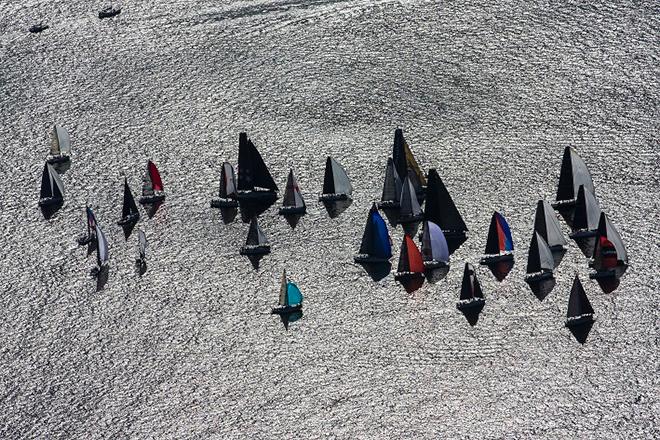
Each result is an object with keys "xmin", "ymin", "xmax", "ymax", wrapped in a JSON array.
[
  {"xmin": 354, "ymin": 204, "xmax": 392, "ymax": 264},
  {"xmin": 29, "ymin": 23, "xmax": 49, "ymax": 33},
  {"xmin": 590, "ymin": 212, "xmax": 628, "ymax": 280},
  {"xmin": 136, "ymin": 230, "xmax": 148, "ymax": 274},
  {"xmin": 392, "ymin": 128, "xmax": 426, "ymax": 200},
  {"xmin": 480, "ymin": 211, "xmax": 514, "ymax": 264},
  {"xmin": 397, "ymin": 176, "xmax": 424, "ymax": 227},
  {"xmin": 236, "ymin": 132, "xmax": 278, "ymax": 204},
  {"xmin": 211, "ymin": 162, "xmax": 239, "ymax": 208},
  {"xmin": 319, "ymin": 156, "xmax": 352, "ymax": 202},
  {"xmin": 377, "ymin": 157, "xmax": 402, "ymax": 209},
  {"xmin": 271, "ymin": 270, "xmax": 303, "ymax": 315},
  {"xmin": 92, "ymin": 224, "xmax": 109, "ymax": 274},
  {"xmin": 456, "ymin": 263, "xmax": 485, "ymax": 311},
  {"xmin": 99, "ymin": 4, "xmax": 121, "ymax": 19},
  {"xmin": 278, "ymin": 169, "xmax": 306, "ymax": 215},
  {"xmin": 117, "ymin": 178, "xmax": 140, "ymax": 225},
  {"xmin": 420, "ymin": 221, "xmax": 449, "ymax": 270},
  {"xmin": 423, "ymin": 169, "xmax": 468, "ymax": 254},
  {"xmin": 46, "ymin": 125, "xmax": 71, "ymax": 164},
  {"xmin": 394, "ymin": 235, "xmax": 425, "ymax": 292},
  {"xmin": 38, "ymin": 162, "xmax": 64, "ymax": 207},
  {"xmin": 533, "ymin": 200, "xmax": 567, "ymax": 254},
  {"xmin": 240, "ymin": 218, "xmax": 270, "ymax": 255},
  {"xmin": 568, "ymin": 185, "xmax": 601, "ymax": 257},
  {"xmin": 77, "ymin": 207, "xmax": 98, "ymax": 246},
  {"xmin": 565, "ymin": 275, "xmax": 595, "ymax": 327},
  {"xmin": 139, "ymin": 160, "xmax": 165, "ymax": 204},
  {"xmin": 524, "ymin": 232, "xmax": 555, "ymax": 283},
  {"xmin": 552, "ymin": 146, "xmax": 595, "ymax": 211}
]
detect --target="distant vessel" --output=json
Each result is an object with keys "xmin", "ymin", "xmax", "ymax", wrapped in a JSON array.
[
  {"xmin": 29, "ymin": 23, "xmax": 48, "ymax": 33},
  {"xmin": 590, "ymin": 212, "xmax": 628, "ymax": 280},
  {"xmin": 392, "ymin": 128, "xmax": 426, "ymax": 201},
  {"xmin": 397, "ymin": 176, "xmax": 424, "ymax": 226},
  {"xmin": 240, "ymin": 218, "xmax": 270, "ymax": 255},
  {"xmin": 211, "ymin": 162, "xmax": 239, "ymax": 208},
  {"xmin": 565, "ymin": 275, "xmax": 595, "ymax": 327},
  {"xmin": 524, "ymin": 232, "xmax": 555, "ymax": 283},
  {"xmin": 319, "ymin": 156, "xmax": 352, "ymax": 202},
  {"xmin": 236, "ymin": 132, "xmax": 278, "ymax": 204},
  {"xmin": 271, "ymin": 270, "xmax": 303, "ymax": 315},
  {"xmin": 533, "ymin": 200, "xmax": 567, "ymax": 254},
  {"xmin": 38, "ymin": 162, "xmax": 64, "ymax": 207},
  {"xmin": 456, "ymin": 263, "xmax": 485, "ymax": 311},
  {"xmin": 77, "ymin": 207, "xmax": 98, "ymax": 246},
  {"xmin": 136, "ymin": 230, "xmax": 148, "ymax": 273},
  {"xmin": 117, "ymin": 178, "xmax": 140, "ymax": 225},
  {"xmin": 354, "ymin": 204, "xmax": 392, "ymax": 264},
  {"xmin": 568, "ymin": 185, "xmax": 601, "ymax": 257},
  {"xmin": 394, "ymin": 235, "xmax": 425, "ymax": 292},
  {"xmin": 552, "ymin": 147, "xmax": 594, "ymax": 225},
  {"xmin": 139, "ymin": 160, "xmax": 165, "ymax": 204},
  {"xmin": 46, "ymin": 125, "xmax": 71, "ymax": 164},
  {"xmin": 420, "ymin": 221, "xmax": 449, "ymax": 270},
  {"xmin": 480, "ymin": 211, "xmax": 514, "ymax": 264},
  {"xmin": 278, "ymin": 169, "xmax": 306, "ymax": 215},
  {"xmin": 377, "ymin": 157, "xmax": 402, "ymax": 209},
  {"xmin": 423, "ymin": 169, "xmax": 468, "ymax": 254},
  {"xmin": 99, "ymin": 5, "xmax": 121, "ymax": 19}
]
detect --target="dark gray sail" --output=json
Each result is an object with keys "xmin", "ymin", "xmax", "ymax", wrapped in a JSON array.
[
  {"xmin": 283, "ymin": 169, "xmax": 305, "ymax": 208},
  {"xmin": 526, "ymin": 232, "xmax": 554, "ymax": 274},
  {"xmin": 424, "ymin": 169, "xmax": 467, "ymax": 233},
  {"xmin": 237, "ymin": 133, "xmax": 278, "ymax": 192},
  {"xmin": 556, "ymin": 147, "xmax": 595, "ymax": 203},
  {"xmin": 40, "ymin": 163, "xmax": 64, "ymax": 200},
  {"xmin": 246, "ymin": 218, "xmax": 268, "ymax": 246},
  {"xmin": 533, "ymin": 200, "xmax": 566, "ymax": 248},
  {"xmin": 567, "ymin": 275, "xmax": 594, "ymax": 318},
  {"xmin": 572, "ymin": 185, "xmax": 601, "ymax": 231},
  {"xmin": 122, "ymin": 178, "xmax": 140, "ymax": 219},
  {"xmin": 380, "ymin": 158, "xmax": 402, "ymax": 205},
  {"xmin": 460, "ymin": 263, "xmax": 483, "ymax": 300}
]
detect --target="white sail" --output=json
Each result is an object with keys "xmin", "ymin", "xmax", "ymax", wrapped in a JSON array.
[
  {"xmin": 222, "ymin": 162, "xmax": 237, "ymax": 197},
  {"xmin": 48, "ymin": 163, "xmax": 65, "ymax": 197},
  {"xmin": 541, "ymin": 200, "xmax": 566, "ymax": 247},
  {"xmin": 427, "ymin": 221, "xmax": 449, "ymax": 263},
  {"xmin": 536, "ymin": 232, "xmax": 555, "ymax": 271},
  {"xmin": 56, "ymin": 126, "xmax": 71, "ymax": 155},
  {"xmin": 96, "ymin": 224, "xmax": 109, "ymax": 266},
  {"xmin": 584, "ymin": 188, "xmax": 601, "ymax": 230},
  {"xmin": 256, "ymin": 222, "xmax": 269, "ymax": 245},
  {"xmin": 330, "ymin": 158, "xmax": 352, "ymax": 196},
  {"xmin": 399, "ymin": 177, "xmax": 422, "ymax": 216}
]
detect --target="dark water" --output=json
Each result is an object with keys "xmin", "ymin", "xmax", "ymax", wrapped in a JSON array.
[{"xmin": 1, "ymin": 1, "xmax": 658, "ymax": 438}]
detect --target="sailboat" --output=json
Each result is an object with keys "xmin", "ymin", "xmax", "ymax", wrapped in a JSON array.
[
  {"xmin": 423, "ymin": 169, "xmax": 468, "ymax": 254},
  {"xmin": 377, "ymin": 158, "xmax": 402, "ymax": 209},
  {"xmin": 77, "ymin": 206, "xmax": 98, "ymax": 246},
  {"xmin": 117, "ymin": 178, "xmax": 140, "ymax": 225},
  {"xmin": 590, "ymin": 212, "xmax": 628, "ymax": 280},
  {"xmin": 46, "ymin": 125, "xmax": 71, "ymax": 164},
  {"xmin": 136, "ymin": 230, "xmax": 148, "ymax": 274},
  {"xmin": 240, "ymin": 217, "xmax": 270, "ymax": 255},
  {"xmin": 211, "ymin": 162, "xmax": 239, "ymax": 208},
  {"xmin": 236, "ymin": 132, "xmax": 278, "ymax": 203},
  {"xmin": 397, "ymin": 176, "xmax": 424, "ymax": 227},
  {"xmin": 552, "ymin": 147, "xmax": 594, "ymax": 226},
  {"xmin": 354, "ymin": 204, "xmax": 392, "ymax": 264},
  {"xmin": 319, "ymin": 156, "xmax": 352, "ymax": 202},
  {"xmin": 420, "ymin": 221, "xmax": 449, "ymax": 270},
  {"xmin": 279, "ymin": 169, "xmax": 306, "ymax": 215},
  {"xmin": 568, "ymin": 185, "xmax": 601, "ymax": 257},
  {"xmin": 480, "ymin": 212, "xmax": 514, "ymax": 264},
  {"xmin": 139, "ymin": 160, "xmax": 165, "ymax": 204},
  {"xmin": 392, "ymin": 128, "xmax": 426, "ymax": 200},
  {"xmin": 533, "ymin": 200, "xmax": 567, "ymax": 254},
  {"xmin": 94, "ymin": 223, "xmax": 109, "ymax": 272},
  {"xmin": 456, "ymin": 263, "xmax": 485, "ymax": 311},
  {"xmin": 271, "ymin": 270, "xmax": 303, "ymax": 315},
  {"xmin": 394, "ymin": 235, "xmax": 425, "ymax": 292},
  {"xmin": 38, "ymin": 162, "xmax": 64, "ymax": 207},
  {"xmin": 565, "ymin": 275, "xmax": 595, "ymax": 327},
  {"xmin": 524, "ymin": 232, "xmax": 555, "ymax": 282}
]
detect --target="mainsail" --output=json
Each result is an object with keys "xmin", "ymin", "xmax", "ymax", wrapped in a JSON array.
[
  {"xmin": 50, "ymin": 125, "xmax": 71, "ymax": 156},
  {"xmin": 526, "ymin": 232, "xmax": 554, "ymax": 274},
  {"xmin": 40, "ymin": 163, "xmax": 64, "ymax": 200},
  {"xmin": 567, "ymin": 275, "xmax": 594, "ymax": 318},
  {"xmin": 555, "ymin": 147, "xmax": 595, "ymax": 203},
  {"xmin": 397, "ymin": 235, "xmax": 425, "ymax": 275},
  {"xmin": 460, "ymin": 263, "xmax": 484, "ymax": 300},
  {"xmin": 380, "ymin": 157, "xmax": 402, "ymax": 206},
  {"xmin": 122, "ymin": 178, "xmax": 140, "ymax": 220},
  {"xmin": 421, "ymin": 221, "xmax": 449, "ymax": 264},
  {"xmin": 95, "ymin": 224, "xmax": 109, "ymax": 267},
  {"xmin": 277, "ymin": 270, "xmax": 303, "ymax": 307},
  {"xmin": 220, "ymin": 162, "xmax": 237, "ymax": 198},
  {"xmin": 533, "ymin": 200, "xmax": 566, "ymax": 249},
  {"xmin": 484, "ymin": 212, "xmax": 514, "ymax": 255},
  {"xmin": 282, "ymin": 169, "xmax": 305, "ymax": 209},
  {"xmin": 392, "ymin": 129, "xmax": 426, "ymax": 193},
  {"xmin": 592, "ymin": 213, "xmax": 628, "ymax": 269},
  {"xmin": 572, "ymin": 185, "xmax": 601, "ymax": 232},
  {"xmin": 138, "ymin": 230, "xmax": 147, "ymax": 260},
  {"xmin": 357, "ymin": 204, "xmax": 391, "ymax": 259},
  {"xmin": 237, "ymin": 133, "xmax": 278, "ymax": 192},
  {"xmin": 424, "ymin": 169, "xmax": 468, "ymax": 233},
  {"xmin": 399, "ymin": 176, "xmax": 423, "ymax": 220},
  {"xmin": 246, "ymin": 217, "xmax": 268, "ymax": 246},
  {"xmin": 322, "ymin": 157, "xmax": 352, "ymax": 196}
]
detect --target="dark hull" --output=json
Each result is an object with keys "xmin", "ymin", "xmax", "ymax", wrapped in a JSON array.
[
  {"xmin": 423, "ymin": 260, "xmax": 448, "ymax": 270},
  {"xmin": 39, "ymin": 197, "xmax": 63, "ymax": 207},
  {"xmin": 211, "ymin": 198, "xmax": 239, "ymax": 208},
  {"xmin": 565, "ymin": 314, "xmax": 594, "ymax": 328},
  {"xmin": 117, "ymin": 213, "xmax": 140, "ymax": 226},
  {"xmin": 569, "ymin": 229, "xmax": 597, "ymax": 240},
  {"xmin": 397, "ymin": 213, "xmax": 424, "ymax": 225},
  {"xmin": 524, "ymin": 271, "xmax": 554, "ymax": 283},
  {"xmin": 29, "ymin": 24, "xmax": 49, "ymax": 33},
  {"xmin": 77, "ymin": 235, "xmax": 94, "ymax": 246},
  {"xmin": 354, "ymin": 255, "xmax": 390, "ymax": 264},
  {"xmin": 551, "ymin": 198, "xmax": 576, "ymax": 210},
  {"xmin": 237, "ymin": 190, "xmax": 277, "ymax": 203},
  {"xmin": 394, "ymin": 272, "xmax": 424, "ymax": 283},
  {"xmin": 319, "ymin": 193, "xmax": 350, "ymax": 202},
  {"xmin": 376, "ymin": 200, "xmax": 400, "ymax": 209},
  {"xmin": 139, "ymin": 194, "xmax": 165, "ymax": 204},
  {"xmin": 278, "ymin": 205, "xmax": 306, "ymax": 215},
  {"xmin": 240, "ymin": 245, "xmax": 271, "ymax": 256},
  {"xmin": 46, "ymin": 155, "xmax": 70, "ymax": 164},
  {"xmin": 99, "ymin": 9, "xmax": 121, "ymax": 19},
  {"xmin": 456, "ymin": 298, "xmax": 485, "ymax": 311},
  {"xmin": 479, "ymin": 253, "xmax": 514, "ymax": 264},
  {"xmin": 271, "ymin": 304, "xmax": 302, "ymax": 315}
]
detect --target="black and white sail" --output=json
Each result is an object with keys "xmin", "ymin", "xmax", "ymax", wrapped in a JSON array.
[
  {"xmin": 237, "ymin": 133, "xmax": 278, "ymax": 194},
  {"xmin": 571, "ymin": 185, "xmax": 601, "ymax": 232},
  {"xmin": 398, "ymin": 176, "xmax": 423, "ymax": 224},
  {"xmin": 279, "ymin": 169, "xmax": 306, "ymax": 215},
  {"xmin": 320, "ymin": 156, "xmax": 352, "ymax": 201},
  {"xmin": 554, "ymin": 147, "xmax": 595, "ymax": 207},
  {"xmin": 457, "ymin": 263, "xmax": 485, "ymax": 309},
  {"xmin": 240, "ymin": 217, "xmax": 271, "ymax": 255},
  {"xmin": 47, "ymin": 125, "xmax": 71, "ymax": 162},
  {"xmin": 118, "ymin": 178, "xmax": 140, "ymax": 225},
  {"xmin": 378, "ymin": 157, "xmax": 402, "ymax": 209},
  {"xmin": 525, "ymin": 232, "xmax": 555, "ymax": 277},
  {"xmin": 392, "ymin": 128, "xmax": 426, "ymax": 197},
  {"xmin": 533, "ymin": 200, "xmax": 566, "ymax": 251},
  {"xmin": 566, "ymin": 275, "xmax": 594, "ymax": 326},
  {"xmin": 220, "ymin": 162, "xmax": 238, "ymax": 198},
  {"xmin": 95, "ymin": 224, "xmax": 109, "ymax": 268},
  {"xmin": 38, "ymin": 162, "xmax": 65, "ymax": 206}
]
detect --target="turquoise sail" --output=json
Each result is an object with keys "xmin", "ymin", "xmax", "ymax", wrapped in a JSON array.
[{"xmin": 286, "ymin": 282, "xmax": 303, "ymax": 306}]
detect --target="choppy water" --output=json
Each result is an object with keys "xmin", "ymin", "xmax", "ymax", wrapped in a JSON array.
[{"xmin": 1, "ymin": 1, "xmax": 658, "ymax": 438}]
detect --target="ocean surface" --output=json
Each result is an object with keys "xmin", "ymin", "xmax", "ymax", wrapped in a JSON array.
[{"xmin": 1, "ymin": 1, "xmax": 658, "ymax": 438}]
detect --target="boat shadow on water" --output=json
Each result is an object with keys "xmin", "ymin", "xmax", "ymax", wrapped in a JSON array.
[
  {"xmin": 275, "ymin": 310, "xmax": 303, "ymax": 331},
  {"xmin": 322, "ymin": 199, "xmax": 352, "ymax": 219},
  {"xmin": 356, "ymin": 261, "xmax": 391, "ymax": 282},
  {"xmin": 526, "ymin": 277, "xmax": 557, "ymax": 301},
  {"xmin": 568, "ymin": 320, "xmax": 594, "ymax": 344},
  {"xmin": 239, "ymin": 199, "xmax": 275, "ymax": 222},
  {"xmin": 282, "ymin": 214, "xmax": 303, "ymax": 229},
  {"xmin": 121, "ymin": 221, "xmax": 137, "ymax": 240},
  {"xmin": 92, "ymin": 266, "xmax": 109, "ymax": 292},
  {"xmin": 247, "ymin": 254, "xmax": 265, "ymax": 270},
  {"xmin": 485, "ymin": 260, "xmax": 514, "ymax": 281},
  {"xmin": 40, "ymin": 203, "xmax": 63, "ymax": 220},
  {"xmin": 143, "ymin": 201, "xmax": 163, "ymax": 219},
  {"xmin": 459, "ymin": 303, "xmax": 485, "ymax": 326},
  {"xmin": 219, "ymin": 207, "xmax": 238, "ymax": 224},
  {"xmin": 51, "ymin": 160, "xmax": 71, "ymax": 175}
]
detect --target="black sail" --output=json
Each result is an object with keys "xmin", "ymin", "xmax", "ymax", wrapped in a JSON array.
[
  {"xmin": 322, "ymin": 157, "xmax": 335, "ymax": 195},
  {"xmin": 424, "ymin": 169, "xmax": 468, "ymax": 233},
  {"xmin": 40, "ymin": 163, "xmax": 51, "ymax": 198},
  {"xmin": 237, "ymin": 133, "xmax": 278, "ymax": 192},
  {"xmin": 122, "ymin": 178, "xmax": 140, "ymax": 219},
  {"xmin": 397, "ymin": 238, "xmax": 410, "ymax": 273},
  {"xmin": 484, "ymin": 213, "xmax": 500, "ymax": 255},
  {"xmin": 358, "ymin": 204, "xmax": 378, "ymax": 255},
  {"xmin": 460, "ymin": 263, "xmax": 483, "ymax": 300},
  {"xmin": 392, "ymin": 128, "xmax": 407, "ymax": 183},
  {"xmin": 526, "ymin": 233, "xmax": 543, "ymax": 274},
  {"xmin": 567, "ymin": 275, "xmax": 594, "ymax": 318},
  {"xmin": 572, "ymin": 185, "xmax": 600, "ymax": 231}
]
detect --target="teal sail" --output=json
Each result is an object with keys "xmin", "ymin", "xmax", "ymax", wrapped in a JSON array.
[{"xmin": 286, "ymin": 282, "xmax": 303, "ymax": 307}]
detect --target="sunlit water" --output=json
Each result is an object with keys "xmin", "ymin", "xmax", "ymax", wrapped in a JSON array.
[{"xmin": 1, "ymin": 1, "xmax": 658, "ymax": 438}]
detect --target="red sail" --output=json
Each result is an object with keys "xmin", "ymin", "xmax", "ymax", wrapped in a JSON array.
[
  {"xmin": 148, "ymin": 160, "xmax": 164, "ymax": 192},
  {"xmin": 405, "ymin": 235, "xmax": 424, "ymax": 273}
]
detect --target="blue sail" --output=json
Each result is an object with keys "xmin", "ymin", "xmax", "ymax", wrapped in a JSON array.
[
  {"xmin": 286, "ymin": 282, "xmax": 303, "ymax": 306},
  {"xmin": 496, "ymin": 212, "xmax": 514, "ymax": 251},
  {"xmin": 371, "ymin": 210, "xmax": 392, "ymax": 259}
]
